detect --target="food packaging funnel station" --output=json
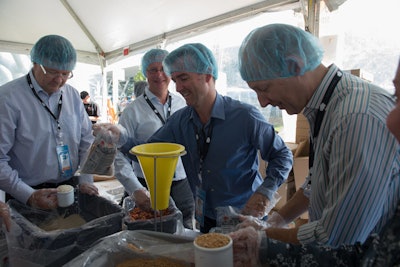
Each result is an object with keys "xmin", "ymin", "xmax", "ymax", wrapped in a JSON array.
[{"xmin": 130, "ymin": 143, "xmax": 186, "ymax": 210}]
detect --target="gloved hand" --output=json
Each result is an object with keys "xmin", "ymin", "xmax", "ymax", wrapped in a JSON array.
[
  {"xmin": 229, "ymin": 226, "xmax": 265, "ymax": 267},
  {"xmin": 236, "ymin": 215, "xmax": 270, "ymax": 230},
  {"xmin": 92, "ymin": 122, "xmax": 120, "ymax": 138},
  {"xmin": 0, "ymin": 202, "xmax": 11, "ymax": 232},
  {"xmin": 133, "ymin": 188, "xmax": 152, "ymax": 211},
  {"xmin": 241, "ymin": 192, "xmax": 280, "ymax": 219},
  {"xmin": 266, "ymin": 211, "xmax": 287, "ymax": 228},
  {"xmin": 93, "ymin": 123, "xmax": 128, "ymax": 149},
  {"xmin": 79, "ymin": 183, "xmax": 99, "ymax": 195},
  {"xmin": 27, "ymin": 188, "xmax": 58, "ymax": 210}
]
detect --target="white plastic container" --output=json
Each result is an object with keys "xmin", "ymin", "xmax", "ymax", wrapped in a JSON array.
[
  {"xmin": 194, "ymin": 233, "xmax": 233, "ymax": 267},
  {"xmin": 57, "ymin": 185, "xmax": 74, "ymax": 207}
]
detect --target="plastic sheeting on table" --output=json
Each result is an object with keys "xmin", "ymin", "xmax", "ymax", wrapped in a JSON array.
[
  {"xmin": 64, "ymin": 230, "xmax": 195, "ymax": 266},
  {"xmin": 6, "ymin": 193, "xmax": 124, "ymax": 267}
]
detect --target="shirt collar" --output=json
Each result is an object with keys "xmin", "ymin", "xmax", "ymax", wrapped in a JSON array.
[
  {"xmin": 189, "ymin": 92, "xmax": 225, "ymax": 124},
  {"xmin": 144, "ymin": 87, "xmax": 157, "ymax": 100},
  {"xmin": 144, "ymin": 87, "xmax": 169, "ymax": 104},
  {"xmin": 303, "ymin": 64, "xmax": 339, "ymax": 117}
]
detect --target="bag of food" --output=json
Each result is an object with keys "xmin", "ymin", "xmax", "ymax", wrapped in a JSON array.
[
  {"xmin": 122, "ymin": 196, "xmax": 184, "ymax": 234},
  {"xmin": 81, "ymin": 125, "xmax": 118, "ymax": 177}
]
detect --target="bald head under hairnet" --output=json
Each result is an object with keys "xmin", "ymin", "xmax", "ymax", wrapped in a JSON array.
[
  {"xmin": 30, "ymin": 35, "xmax": 77, "ymax": 71},
  {"xmin": 239, "ymin": 23, "xmax": 324, "ymax": 82},
  {"xmin": 142, "ymin": 49, "xmax": 169, "ymax": 78},
  {"xmin": 163, "ymin": 43, "xmax": 218, "ymax": 79}
]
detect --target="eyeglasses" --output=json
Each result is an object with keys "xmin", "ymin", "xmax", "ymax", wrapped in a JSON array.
[
  {"xmin": 147, "ymin": 68, "xmax": 164, "ymax": 75},
  {"xmin": 39, "ymin": 64, "xmax": 73, "ymax": 79}
]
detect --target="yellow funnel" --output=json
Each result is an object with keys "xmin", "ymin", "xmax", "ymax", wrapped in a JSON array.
[{"xmin": 130, "ymin": 143, "xmax": 186, "ymax": 210}]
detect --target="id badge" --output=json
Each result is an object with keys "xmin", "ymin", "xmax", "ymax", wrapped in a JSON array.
[
  {"xmin": 195, "ymin": 186, "xmax": 206, "ymax": 227},
  {"xmin": 56, "ymin": 144, "xmax": 73, "ymax": 178}
]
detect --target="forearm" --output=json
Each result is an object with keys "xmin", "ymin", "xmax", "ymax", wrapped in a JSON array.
[
  {"xmin": 262, "ymin": 138, "xmax": 293, "ymax": 190},
  {"xmin": 265, "ymin": 227, "xmax": 300, "ymax": 244},
  {"xmin": 114, "ymin": 151, "xmax": 144, "ymax": 194},
  {"xmin": 276, "ymin": 189, "xmax": 309, "ymax": 223}
]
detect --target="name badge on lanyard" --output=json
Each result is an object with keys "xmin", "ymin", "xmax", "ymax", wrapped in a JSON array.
[{"xmin": 56, "ymin": 144, "xmax": 73, "ymax": 178}]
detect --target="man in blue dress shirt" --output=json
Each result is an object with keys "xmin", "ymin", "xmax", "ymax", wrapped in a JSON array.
[{"xmin": 121, "ymin": 43, "xmax": 293, "ymax": 233}]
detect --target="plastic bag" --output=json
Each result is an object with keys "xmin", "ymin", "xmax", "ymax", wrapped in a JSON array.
[
  {"xmin": 122, "ymin": 196, "xmax": 185, "ymax": 235},
  {"xmin": 215, "ymin": 206, "xmax": 242, "ymax": 234},
  {"xmin": 64, "ymin": 230, "xmax": 194, "ymax": 267},
  {"xmin": 6, "ymin": 194, "xmax": 123, "ymax": 267},
  {"xmin": 80, "ymin": 126, "xmax": 118, "ymax": 176}
]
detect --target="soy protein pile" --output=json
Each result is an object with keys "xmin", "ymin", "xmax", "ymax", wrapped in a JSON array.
[{"xmin": 39, "ymin": 214, "xmax": 86, "ymax": 231}]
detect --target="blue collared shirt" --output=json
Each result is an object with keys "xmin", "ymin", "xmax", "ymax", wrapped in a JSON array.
[
  {"xmin": 0, "ymin": 71, "xmax": 94, "ymax": 204},
  {"xmin": 142, "ymin": 93, "xmax": 293, "ymax": 219}
]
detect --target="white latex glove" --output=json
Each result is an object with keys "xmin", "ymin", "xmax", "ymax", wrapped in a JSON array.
[
  {"xmin": 92, "ymin": 123, "xmax": 121, "ymax": 142},
  {"xmin": 229, "ymin": 226, "xmax": 265, "ymax": 267},
  {"xmin": 242, "ymin": 192, "xmax": 281, "ymax": 219},
  {"xmin": 0, "ymin": 202, "xmax": 11, "ymax": 232},
  {"xmin": 266, "ymin": 211, "xmax": 287, "ymax": 228},
  {"xmin": 236, "ymin": 215, "xmax": 270, "ymax": 230}
]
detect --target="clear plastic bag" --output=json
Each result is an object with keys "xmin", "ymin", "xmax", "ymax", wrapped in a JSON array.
[
  {"xmin": 80, "ymin": 126, "xmax": 118, "ymax": 177},
  {"xmin": 215, "ymin": 206, "xmax": 242, "ymax": 234},
  {"xmin": 122, "ymin": 196, "xmax": 184, "ymax": 235}
]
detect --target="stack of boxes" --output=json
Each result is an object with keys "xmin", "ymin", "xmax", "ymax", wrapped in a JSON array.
[{"xmin": 267, "ymin": 113, "xmax": 310, "ymax": 219}]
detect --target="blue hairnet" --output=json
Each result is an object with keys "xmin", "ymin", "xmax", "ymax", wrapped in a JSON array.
[
  {"xmin": 141, "ymin": 49, "xmax": 169, "ymax": 77},
  {"xmin": 163, "ymin": 43, "xmax": 218, "ymax": 79},
  {"xmin": 30, "ymin": 35, "xmax": 77, "ymax": 71},
  {"xmin": 239, "ymin": 24, "xmax": 324, "ymax": 81}
]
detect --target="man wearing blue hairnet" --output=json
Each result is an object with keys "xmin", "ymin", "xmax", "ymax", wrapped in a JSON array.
[
  {"xmin": 0, "ymin": 35, "xmax": 98, "ymax": 210},
  {"xmin": 228, "ymin": 23, "xmax": 399, "ymax": 266},
  {"xmin": 120, "ymin": 43, "xmax": 293, "ymax": 233},
  {"xmin": 114, "ymin": 49, "xmax": 195, "ymax": 229}
]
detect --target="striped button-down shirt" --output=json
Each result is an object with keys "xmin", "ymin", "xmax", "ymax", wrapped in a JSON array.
[{"xmin": 298, "ymin": 64, "xmax": 400, "ymax": 247}]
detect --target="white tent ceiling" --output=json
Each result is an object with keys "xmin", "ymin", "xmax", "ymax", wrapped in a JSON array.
[{"xmin": 0, "ymin": 0, "xmax": 346, "ymax": 67}]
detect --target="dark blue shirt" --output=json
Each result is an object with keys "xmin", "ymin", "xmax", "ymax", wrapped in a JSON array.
[{"xmin": 146, "ymin": 93, "xmax": 293, "ymax": 219}]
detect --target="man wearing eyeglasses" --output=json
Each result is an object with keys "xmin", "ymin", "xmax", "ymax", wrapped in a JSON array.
[
  {"xmin": 0, "ymin": 35, "xmax": 99, "ymax": 210},
  {"xmin": 114, "ymin": 49, "xmax": 195, "ymax": 229}
]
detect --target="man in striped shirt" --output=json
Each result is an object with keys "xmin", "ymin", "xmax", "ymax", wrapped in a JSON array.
[{"xmin": 229, "ymin": 24, "xmax": 399, "ymax": 266}]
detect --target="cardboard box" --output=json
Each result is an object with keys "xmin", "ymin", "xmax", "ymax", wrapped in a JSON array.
[
  {"xmin": 260, "ymin": 113, "xmax": 311, "ymax": 215},
  {"xmin": 293, "ymin": 157, "xmax": 309, "ymax": 190},
  {"xmin": 345, "ymin": 68, "xmax": 373, "ymax": 82},
  {"xmin": 296, "ymin": 114, "xmax": 309, "ymax": 144}
]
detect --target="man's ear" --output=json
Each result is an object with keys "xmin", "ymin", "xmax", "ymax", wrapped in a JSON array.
[
  {"xmin": 285, "ymin": 56, "xmax": 303, "ymax": 76},
  {"xmin": 205, "ymin": 73, "xmax": 213, "ymax": 83}
]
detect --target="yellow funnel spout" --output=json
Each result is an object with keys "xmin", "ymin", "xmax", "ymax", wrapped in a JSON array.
[{"xmin": 130, "ymin": 143, "xmax": 186, "ymax": 210}]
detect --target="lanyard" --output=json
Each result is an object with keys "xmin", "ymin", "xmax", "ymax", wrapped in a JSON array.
[
  {"xmin": 143, "ymin": 92, "xmax": 172, "ymax": 125},
  {"xmin": 309, "ymin": 70, "xmax": 343, "ymax": 170},
  {"xmin": 26, "ymin": 74, "xmax": 63, "ymax": 131},
  {"xmin": 193, "ymin": 120, "xmax": 213, "ymax": 178}
]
